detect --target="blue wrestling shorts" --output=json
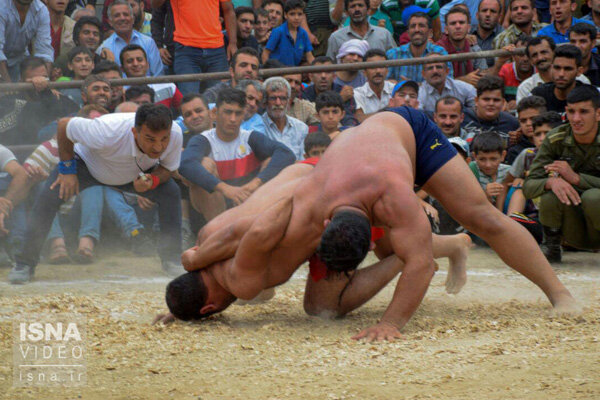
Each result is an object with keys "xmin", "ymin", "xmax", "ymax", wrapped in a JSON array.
[{"xmin": 387, "ymin": 106, "xmax": 458, "ymax": 186}]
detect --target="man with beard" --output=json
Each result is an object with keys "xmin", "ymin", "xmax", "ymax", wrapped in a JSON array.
[
  {"xmin": 93, "ymin": 60, "xmax": 125, "ymax": 112},
  {"xmin": 80, "ymin": 75, "xmax": 112, "ymax": 110},
  {"xmin": 568, "ymin": 23, "xmax": 600, "ymax": 87},
  {"xmin": 262, "ymin": 0, "xmax": 285, "ymax": 28},
  {"xmin": 237, "ymin": 80, "xmax": 266, "ymax": 133},
  {"xmin": 354, "ymin": 49, "xmax": 395, "ymax": 122},
  {"xmin": 471, "ymin": 0, "xmax": 503, "ymax": 68},
  {"xmin": 494, "ymin": 0, "xmax": 546, "ymax": 49},
  {"xmin": 433, "ymin": 96, "xmax": 468, "ymax": 139},
  {"xmin": 230, "ymin": 7, "xmax": 259, "ymax": 51},
  {"xmin": 326, "ymin": 0, "xmax": 395, "ymax": 60},
  {"xmin": 284, "ymin": 72, "xmax": 320, "ymax": 126},
  {"xmin": 516, "ymin": 36, "xmax": 590, "ymax": 103},
  {"xmin": 497, "ymin": 36, "xmax": 534, "ymax": 110},
  {"xmin": 376, "ymin": 0, "xmax": 442, "ymax": 41},
  {"xmin": 582, "ymin": 0, "xmax": 600, "ymax": 31},
  {"xmin": 127, "ymin": 0, "xmax": 151, "ymax": 36},
  {"xmin": 203, "ymin": 47, "xmax": 260, "ymax": 104},
  {"xmin": 537, "ymin": 0, "xmax": 594, "ymax": 44},
  {"xmin": 333, "ymin": 39, "xmax": 369, "ymax": 89},
  {"xmin": 532, "ymin": 45, "xmax": 585, "ymax": 114}
]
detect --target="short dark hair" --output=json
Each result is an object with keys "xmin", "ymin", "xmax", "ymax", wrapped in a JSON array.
[
  {"xmin": 134, "ymin": 103, "xmax": 172, "ymax": 131},
  {"xmin": 231, "ymin": 46, "xmax": 259, "ymax": 68},
  {"xmin": 532, "ymin": 111, "xmax": 563, "ymax": 130},
  {"xmin": 478, "ymin": 0, "xmax": 502, "ymax": 11},
  {"xmin": 166, "ymin": 272, "xmax": 211, "ymax": 321},
  {"xmin": 525, "ymin": 35, "xmax": 556, "ymax": 58},
  {"xmin": 256, "ymin": 7, "xmax": 269, "ymax": 18},
  {"xmin": 216, "ymin": 88, "xmax": 247, "ymax": 108},
  {"xmin": 261, "ymin": 0, "xmax": 284, "ymax": 10},
  {"xmin": 471, "ymin": 131, "xmax": 505, "ymax": 154},
  {"xmin": 67, "ymin": 46, "xmax": 94, "ymax": 64},
  {"xmin": 315, "ymin": 90, "xmax": 344, "ymax": 112},
  {"xmin": 317, "ymin": 210, "xmax": 371, "ymax": 273},
  {"xmin": 235, "ymin": 6, "xmax": 256, "ymax": 19},
  {"xmin": 262, "ymin": 58, "xmax": 285, "ymax": 69},
  {"xmin": 566, "ymin": 84, "xmax": 600, "ymax": 108},
  {"xmin": 119, "ymin": 44, "xmax": 147, "ymax": 65},
  {"xmin": 180, "ymin": 93, "xmax": 208, "ymax": 109},
  {"xmin": 515, "ymin": 33, "xmax": 531, "ymax": 46},
  {"xmin": 312, "ymin": 56, "xmax": 334, "ymax": 65},
  {"xmin": 93, "ymin": 60, "xmax": 121, "ymax": 74},
  {"xmin": 126, "ymin": 85, "xmax": 155, "ymax": 103},
  {"xmin": 553, "ymin": 44, "xmax": 582, "ymax": 67},
  {"xmin": 568, "ymin": 22, "xmax": 597, "ymax": 42},
  {"xmin": 517, "ymin": 95, "xmax": 546, "ymax": 114},
  {"xmin": 476, "ymin": 75, "xmax": 504, "ymax": 97},
  {"xmin": 344, "ymin": 0, "xmax": 369, "ymax": 11},
  {"xmin": 445, "ymin": 4, "xmax": 471, "ymax": 24},
  {"xmin": 81, "ymin": 74, "xmax": 109, "ymax": 95},
  {"xmin": 284, "ymin": 0, "xmax": 305, "ymax": 13},
  {"xmin": 73, "ymin": 16, "xmax": 102, "ymax": 46},
  {"xmin": 509, "ymin": 0, "xmax": 534, "ymax": 8},
  {"xmin": 304, "ymin": 131, "xmax": 332, "ymax": 154},
  {"xmin": 408, "ymin": 11, "xmax": 432, "ymax": 28},
  {"xmin": 19, "ymin": 56, "xmax": 46, "ymax": 78},
  {"xmin": 363, "ymin": 48, "xmax": 387, "ymax": 61},
  {"xmin": 435, "ymin": 96, "xmax": 463, "ymax": 113}
]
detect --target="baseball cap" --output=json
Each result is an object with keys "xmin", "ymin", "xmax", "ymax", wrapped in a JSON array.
[
  {"xmin": 448, "ymin": 136, "xmax": 469, "ymax": 156},
  {"xmin": 401, "ymin": 5, "xmax": 431, "ymax": 26},
  {"xmin": 392, "ymin": 80, "xmax": 419, "ymax": 97}
]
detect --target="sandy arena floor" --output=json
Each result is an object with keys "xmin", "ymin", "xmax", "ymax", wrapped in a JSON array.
[{"xmin": 0, "ymin": 247, "xmax": 599, "ymax": 400}]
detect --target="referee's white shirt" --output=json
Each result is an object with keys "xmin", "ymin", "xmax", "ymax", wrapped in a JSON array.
[{"xmin": 66, "ymin": 113, "xmax": 183, "ymax": 186}]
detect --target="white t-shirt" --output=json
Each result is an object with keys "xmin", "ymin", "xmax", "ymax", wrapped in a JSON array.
[{"xmin": 66, "ymin": 113, "xmax": 183, "ymax": 186}]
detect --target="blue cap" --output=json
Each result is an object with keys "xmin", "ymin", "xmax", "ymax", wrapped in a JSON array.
[
  {"xmin": 401, "ymin": 5, "xmax": 431, "ymax": 26},
  {"xmin": 392, "ymin": 80, "xmax": 419, "ymax": 97}
]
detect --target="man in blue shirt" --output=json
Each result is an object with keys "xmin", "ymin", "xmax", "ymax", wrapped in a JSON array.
[
  {"xmin": 96, "ymin": 0, "xmax": 163, "ymax": 76},
  {"xmin": 537, "ymin": 0, "xmax": 594, "ymax": 44}
]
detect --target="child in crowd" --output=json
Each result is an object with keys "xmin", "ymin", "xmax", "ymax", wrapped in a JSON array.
[
  {"xmin": 315, "ymin": 91, "xmax": 346, "ymax": 140},
  {"xmin": 303, "ymin": 131, "xmax": 332, "ymax": 159},
  {"xmin": 262, "ymin": 0, "xmax": 314, "ymax": 66},
  {"xmin": 505, "ymin": 96, "xmax": 547, "ymax": 165},
  {"xmin": 469, "ymin": 131, "xmax": 511, "ymax": 209},
  {"xmin": 59, "ymin": 46, "xmax": 96, "ymax": 105}
]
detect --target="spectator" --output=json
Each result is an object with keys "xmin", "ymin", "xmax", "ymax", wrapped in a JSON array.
[
  {"xmin": 418, "ymin": 53, "xmax": 476, "ymax": 113},
  {"xmin": 93, "ymin": 60, "xmax": 125, "ymax": 111},
  {"xmin": 334, "ymin": 39, "xmax": 369, "ymax": 89},
  {"xmin": 231, "ymin": 7, "xmax": 259, "ymax": 51},
  {"xmin": 471, "ymin": 0, "xmax": 503, "ymax": 68},
  {"xmin": 326, "ymin": 0, "xmax": 395, "ymax": 60},
  {"xmin": 388, "ymin": 80, "xmax": 420, "ymax": 108},
  {"xmin": 462, "ymin": 75, "xmax": 519, "ymax": 142},
  {"xmin": 54, "ymin": 16, "xmax": 103, "ymax": 75},
  {"xmin": 582, "ymin": 0, "xmax": 600, "ymax": 31},
  {"xmin": 569, "ymin": 23, "xmax": 600, "ymax": 87},
  {"xmin": 178, "ymin": 93, "xmax": 212, "ymax": 145},
  {"xmin": 284, "ymin": 73, "xmax": 320, "ymax": 126},
  {"xmin": 436, "ymin": 5, "xmax": 487, "ymax": 83},
  {"xmin": 60, "ymin": 47, "xmax": 95, "ymax": 99},
  {"xmin": 378, "ymin": 0, "xmax": 442, "ymax": 41},
  {"xmin": 237, "ymin": 79, "xmax": 266, "ymax": 133},
  {"xmin": 150, "ymin": 0, "xmax": 174, "ymax": 74},
  {"xmin": 342, "ymin": 0, "xmax": 393, "ymax": 35},
  {"xmin": 505, "ymin": 95, "xmax": 547, "ymax": 165},
  {"xmin": 47, "ymin": 0, "xmax": 76, "ymax": 60},
  {"xmin": 354, "ymin": 49, "xmax": 395, "ymax": 121},
  {"xmin": 127, "ymin": 0, "xmax": 151, "ymax": 36},
  {"xmin": 179, "ymin": 88, "xmax": 295, "ymax": 221},
  {"xmin": 493, "ymin": 0, "xmax": 545, "ymax": 49},
  {"xmin": 531, "ymin": 45, "xmax": 585, "ymax": 113},
  {"xmin": 121, "ymin": 44, "xmax": 183, "ymax": 108},
  {"xmin": 303, "ymin": 0, "xmax": 337, "ymax": 57},
  {"xmin": 97, "ymin": 0, "xmax": 163, "ymax": 76},
  {"xmin": 537, "ymin": 0, "xmax": 594, "ymax": 44},
  {"xmin": 102, "ymin": 0, "xmax": 151, "ymax": 34},
  {"xmin": 152, "ymin": 0, "xmax": 235, "ymax": 94},
  {"xmin": 262, "ymin": 77, "xmax": 309, "ymax": 160},
  {"xmin": 315, "ymin": 91, "xmax": 346, "ymax": 140},
  {"xmin": 262, "ymin": 0, "xmax": 285, "ymax": 28},
  {"xmin": 80, "ymin": 75, "xmax": 112, "ymax": 109},
  {"xmin": 497, "ymin": 35, "xmax": 533, "ymax": 109},
  {"xmin": 301, "ymin": 56, "xmax": 358, "ymax": 127},
  {"xmin": 387, "ymin": 12, "xmax": 452, "ymax": 83},
  {"xmin": 254, "ymin": 8, "xmax": 272, "ymax": 48},
  {"xmin": 71, "ymin": 7, "xmax": 96, "ymax": 21},
  {"xmin": 203, "ymin": 47, "xmax": 260, "ymax": 104},
  {"xmin": 0, "ymin": 0, "xmax": 54, "ymax": 82},
  {"xmin": 516, "ymin": 36, "xmax": 590, "ymax": 103},
  {"xmin": 125, "ymin": 85, "xmax": 155, "ymax": 105},
  {"xmin": 262, "ymin": 0, "xmax": 314, "ymax": 66},
  {"xmin": 523, "ymin": 85, "xmax": 600, "ymax": 262},
  {"xmin": 433, "ymin": 96, "xmax": 467, "ymax": 138},
  {"xmin": 439, "ymin": 0, "xmax": 479, "ymax": 30},
  {"xmin": 304, "ymin": 131, "xmax": 332, "ymax": 158},
  {"xmin": 469, "ymin": 131, "xmax": 510, "ymax": 209}
]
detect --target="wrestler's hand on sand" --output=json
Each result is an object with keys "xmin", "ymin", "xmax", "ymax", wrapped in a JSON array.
[
  {"xmin": 50, "ymin": 174, "xmax": 79, "ymax": 200},
  {"xmin": 352, "ymin": 321, "xmax": 403, "ymax": 342},
  {"xmin": 152, "ymin": 312, "xmax": 176, "ymax": 325}
]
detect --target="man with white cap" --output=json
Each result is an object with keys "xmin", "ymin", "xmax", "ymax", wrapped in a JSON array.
[{"xmin": 333, "ymin": 39, "xmax": 370, "ymax": 89}]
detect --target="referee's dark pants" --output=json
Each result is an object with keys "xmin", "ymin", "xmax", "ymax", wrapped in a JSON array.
[{"xmin": 16, "ymin": 158, "xmax": 182, "ymax": 268}]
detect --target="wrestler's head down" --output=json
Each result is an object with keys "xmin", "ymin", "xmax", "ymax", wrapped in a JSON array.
[
  {"xmin": 317, "ymin": 210, "xmax": 371, "ymax": 273},
  {"xmin": 166, "ymin": 271, "xmax": 236, "ymax": 321}
]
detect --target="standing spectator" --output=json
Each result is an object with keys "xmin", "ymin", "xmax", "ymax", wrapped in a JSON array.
[
  {"xmin": 150, "ymin": 0, "xmax": 174, "ymax": 74},
  {"xmin": 47, "ymin": 0, "xmax": 76, "ymax": 60},
  {"xmin": 55, "ymin": 16, "xmax": 103, "ymax": 75},
  {"xmin": 439, "ymin": 0, "xmax": 479, "ymax": 30},
  {"xmin": 568, "ymin": 23, "xmax": 600, "ymax": 87},
  {"xmin": 493, "ymin": 0, "xmax": 546, "ymax": 49},
  {"xmin": 254, "ymin": 8, "xmax": 272, "ymax": 49},
  {"xmin": 377, "ymin": 0, "xmax": 442, "ymax": 41},
  {"xmin": 232, "ymin": 7, "xmax": 259, "ymax": 50},
  {"xmin": 304, "ymin": 0, "xmax": 337, "ymax": 56},
  {"xmin": 537, "ymin": 0, "xmax": 594, "ymax": 44},
  {"xmin": 354, "ymin": 49, "xmax": 395, "ymax": 121},
  {"xmin": 505, "ymin": 95, "xmax": 546, "ymax": 165},
  {"xmin": 151, "ymin": 0, "xmax": 236, "ymax": 94},
  {"xmin": 326, "ymin": 0, "xmax": 395, "ymax": 60},
  {"xmin": 262, "ymin": 77, "xmax": 309, "ymax": 160},
  {"xmin": 497, "ymin": 35, "xmax": 533, "ymax": 109},
  {"xmin": 387, "ymin": 12, "xmax": 452, "ymax": 83},
  {"xmin": 0, "ymin": 0, "xmax": 54, "ymax": 82},
  {"xmin": 262, "ymin": 0, "xmax": 285, "ymax": 28},
  {"xmin": 127, "ymin": 0, "xmax": 151, "ymax": 36},
  {"xmin": 471, "ymin": 0, "xmax": 503, "ymax": 68},
  {"xmin": 93, "ymin": 60, "xmax": 125, "ymax": 111},
  {"xmin": 334, "ymin": 39, "xmax": 369, "ymax": 88},
  {"xmin": 285, "ymin": 72, "xmax": 320, "ymax": 126},
  {"xmin": 433, "ymin": 96, "xmax": 468, "ymax": 138},
  {"xmin": 582, "ymin": 0, "xmax": 600, "ymax": 31},
  {"xmin": 418, "ymin": 53, "xmax": 476, "ymax": 112},
  {"xmin": 97, "ymin": 0, "xmax": 163, "ymax": 76},
  {"xmin": 203, "ymin": 47, "xmax": 260, "ymax": 104},
  {"xmin": 342, "ymin": 0, "xmax": 393, "ymax": 35},
  {"xmin": 237, "ymin": 79, "xmax": 267, "ymax": 133}
]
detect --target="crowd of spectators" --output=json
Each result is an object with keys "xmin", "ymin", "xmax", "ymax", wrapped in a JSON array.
[{"xmin": 1, "ymin": 0, "xmax": 599, "ymax": 283}]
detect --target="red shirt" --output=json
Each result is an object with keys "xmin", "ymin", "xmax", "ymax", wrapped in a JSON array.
[{"xmin": 50, "ymin": 25, "xmax": 62, "ymax": 59}]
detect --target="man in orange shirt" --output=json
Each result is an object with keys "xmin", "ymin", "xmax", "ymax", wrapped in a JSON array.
[{"xmin": 151, "ymin": 0, "xmax": 238, "ymax": 94}]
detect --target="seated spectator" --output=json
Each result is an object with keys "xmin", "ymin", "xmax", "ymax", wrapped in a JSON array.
[
  {"xmin": 433, "ymin": 96, "xmax": 467, "ymax": 138},
  {"xmin": 418, "ymin": 53, "xmax": 476, "ymax": 113},
  {"xmin": 47, "ymin": 0, "xmax": 76, "ymax": 60},
  {"xmin": 315, "ymin": 91, "xmax": 346, "ymax": 140},
  {"xmin": 97, "ymin": 0, "xmax": 163, "ymax": 76},
  {"xmin": 523, "ymin": 85, "xmax": 600, "ymax": 261},
  {"xmin": 237, "ymin": 80, "xmax": 266, "ymax": 133},
  {"xmin": 301, "ymin": 56, "xmax": 358, "ymax": 127},
  {"xmin": 531, "ymin": 45, "xmax": 585, "ymax": 114},
  {"xmin": 469, "ymin": 131, "xmax": 510, "ymax": 209},
  {"xmin": 516, "ymin": 36, "xmax": 589, "ymax": 103},
  {"xmin": 254, "ymin": 8, "xmax": 272, "ymax": 48},
  {"xmin": 493, "ymin": 0, "xmax": 545, "ymax": 49},
  {"xmin": 0, "ymin": 0, "xmax": 54, "ymax": 82},
  {"xmin": 59, "ymin": 46, "xmax": 96, "ymax": 105},
  {"xmin": 179, "ymin": 88, "xmax": 295, "ymax": 221},
  {"xmin": 537, "ymin": 0, "xmax": 594, "ymax": 44},
  {"xmin": 471, "ymin": 0, "xmax": 503, "ymax": 68},
  {"xmin": 326, "ymin": 0, "xmax": 395, "ymax": 60},
  {"xmin": 177, "ymin": 94, "xmax": 212, "ymax": 145},
  {"xmin": 499, "ymin": 111, "xmax": 562, "ymax": 215},
  {"xmin": 93, "ymin": 60, "xmax": 125, "ymax": 111},
  {"xmin": 262, "ymin": 77, "xmax": 309, "ymax": 160},
  {"xmin": 262, "ymin": 0, "xmax": 314, "ymax": 66},
  {"xmin": 342, "ymin": 0, "xmax": 394, "ymax": 35},
  {"xmin": 72, "ymin": 16, "xmax": 103, "ymax": 60},
  {"xmin": 203, "ymin": 47, "xmax": 260, "ymax": 104},
  {"xmin": 334, "ymin": 39, "xmax": 369, "ymax": 88},
  {"xmin": 496, "ymin": 35, "xmax": 533, "ymax": 110},
  {"xmin": 263, "ymin": 0, "xmax": 285, "ymax": 28},
  {"xmin": 388, "ymin": 80, "xmax": 420, "ymax": 108},
  {"xmin": 387, "ymin": 12, "xmax": 452, "ymax": 83},
  {"xmin": 505, "ymin": 96, "xmax": 547, "ymax": 165},
  {"xmin": 568, "ymin": 23, "xmax": 600, "ymax": 86},
  {"xmin": 462, "ymin": 76, "xmax": 519, "ymax": 143},
  {"xmin": 230, "ymin": 7, "xmax": 259, "ymax": 50},
  {"xmin": 284, "ymin": 73, "xmax": 320, "ymax": 126},
  {"xmin": 304, "ymin": 131, "xmax": 332, "ymax": 158},
  {"xmin": 436, "ymin": 5, "xmax": 487, "ymax": 84},
  {"xmin": 125, "ymin": 85, "xmax": 155, "ymax": 105},
  {"xmin": 120, "ymin": 44, "xmax": 182, "ymax": 108},
  {"xmin": 354, "ymin": 49, "xmax": 395, "ymax": 122}
]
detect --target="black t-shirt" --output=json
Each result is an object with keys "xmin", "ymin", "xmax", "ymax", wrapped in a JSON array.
[
  {"xmin": 531, "ymin": 81, "xmax": 583, "ymax": 113},
  {"xmin": 461, "ymin": 107, "xmax": 520, "ymax": 143}
]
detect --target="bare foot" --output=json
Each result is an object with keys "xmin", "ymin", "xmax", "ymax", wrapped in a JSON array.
[
  {"xmin": 551, "ymin": 293, "xmax": 581, "ymax": 316},
  {"xmin": 235, "ymin": 288, "xmax": 276, "ymax": 306},
  {"xmin": 445, "ymin": 233, "xmax": 471, "ymax": 294}
]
